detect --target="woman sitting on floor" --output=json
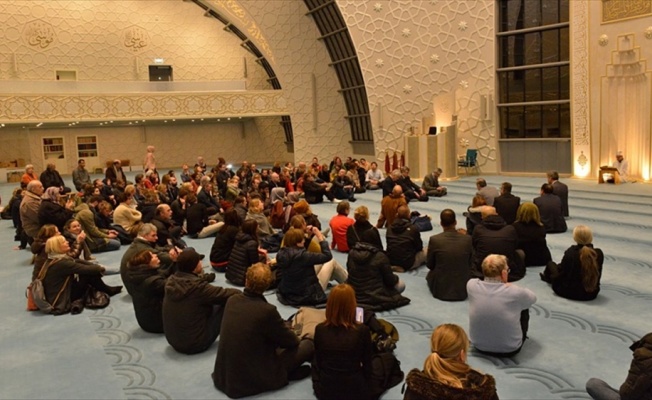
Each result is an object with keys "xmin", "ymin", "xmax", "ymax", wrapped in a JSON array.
[
  {"xmin": 312, "ymin": 284, "xmax": 373, "ymax": 400},
  {"xmin": 124, "ymin": 250, "xmax": 170, "ymax": 333},
  {"xmin": 512, "ymin": 202, "xmax": 552, "ymax": 266},
  {"xmin": 346, "ymin": 205, "xmax": 383, "ymax": 251},
  {"xmin": 31, "ymin": 224, "xmax": 84, "ymax": 281},
  {"xmin": 541, "ymin": 225, "xmax": 604, "ymax": 301},
  {"xmin": 403, "ymin": 324, "xmax": 498, "ymax": 400},
  {"xmin": 246, "ymin": 198, "xmax": 276, "ymax": 239},
  {"xmin": 226, "ymin": 219, "xmax": 267, "ymax": 286},
  {"xmin": 38, "ymin": 187, "xmax": 75, "ymax": 232},
  {"xmin": 210, "ymin": 209, "xmax": 242, "ymax": 272},
  {"xmin": 39, "ymin": 235, "xmax": 122, "ymax": 315},
  {"xmin": 276, "ymin": 228, "xmax": 347, "ymax": 306},
  {"xmin": 62, "ymin": 219, "xmax": 93, "ymax": 261},
  {"xmin": 464, "ymin": 195, "xmax": 486, "ymax": 236}
]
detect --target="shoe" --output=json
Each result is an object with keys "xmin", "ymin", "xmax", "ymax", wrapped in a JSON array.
[
  {"xmin": 349, "ymin": 198, "xmax": 357, "ymax": 202},
  {"xmin": 391, "ymin": 266, "xmax": 405, "ymax": 273},
  {"xmin": 288, "ymin": 365, "xmax": 311, "ymax": 381},
  {"xmin": 85, "ymin": 256, "xmax": 97, "ymax": 261},
  {"xmin": 105, "ymin": 285, "xmax": 123, "ymax": 297},
  {"xmin": 333, "ymin": 198, "xmax": 342, "ymax": 203},
  {"xmin": 321, "ymin": 227, "xmax": 331, "ymax": 238}
]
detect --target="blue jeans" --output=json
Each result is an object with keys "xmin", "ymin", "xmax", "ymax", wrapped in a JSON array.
[{"xmin": 586, "ymin": 378, "xmax": 620, "ymax": 400}]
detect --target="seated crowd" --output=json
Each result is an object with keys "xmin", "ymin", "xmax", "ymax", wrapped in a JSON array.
[{"xmin": 8, "ymin": 154, "xmax": 649, "ymax": 400}]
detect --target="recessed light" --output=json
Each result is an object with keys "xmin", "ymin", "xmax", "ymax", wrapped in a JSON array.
[
  {"xmin": 172, "ymin": 119, "xmax": 176, "ymax": 122},
  {"xmin": 227, "ymin": 117, "xmax": 231, "ymax": 120},
  {"xmin": 200, "ymin": 118, "xmax": 204, "ymax": 121},
  {"xmin": 164, "ymin": 120, "xmax": 168, "ymax": 123}
]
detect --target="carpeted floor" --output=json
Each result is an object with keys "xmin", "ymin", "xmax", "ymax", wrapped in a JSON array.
[{"xmin": 1, "ymin": 173, "xmax": 650, "ymax": 400}]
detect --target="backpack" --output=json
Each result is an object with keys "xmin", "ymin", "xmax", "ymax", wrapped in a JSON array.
[
  {"xmin": 27, "ymin": 259, "xmax": 70, "ymax": 314},
  {"xmin": 370, "ymin": 351, "xmax": 404, "ymax": 398},
  {"xmin": 410, "ymin": 211, "xmax": 433, "ymax": 232}
]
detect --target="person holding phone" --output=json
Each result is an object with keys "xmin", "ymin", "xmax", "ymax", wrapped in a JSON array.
[{"xmin": 312, "ymin": 284, "xmax": 373, "ymax": 400}]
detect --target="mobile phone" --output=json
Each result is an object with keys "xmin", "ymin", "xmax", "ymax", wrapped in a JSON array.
[{"xmin": 355, "ymin": 307, "xmax": 364, "ymax": 323}]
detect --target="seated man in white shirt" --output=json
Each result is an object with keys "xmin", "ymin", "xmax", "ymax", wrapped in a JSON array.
[
  {"xmin": 365, "ymin": 162, "xmax": 384, "ymax": 190},
  {"xmin": 467, "ymin": 254, "xmax": 537, "ymax": 357},
  {"xmin": 612, "ymin": 150, "xmax": 629, "ymax": 183}
]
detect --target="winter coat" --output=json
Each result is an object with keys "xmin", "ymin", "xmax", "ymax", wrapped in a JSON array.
[
  {"xmin": 186, "ymin": 202, "xmax": 210, "ymax": 236},
  {"xmin": 472, "ymin": 215, "xmax": 524, "ymax": 281},
  {"xmin": 619, "ymin": 332, "xmax": 652, "ymax": 400},
  {"xmin": 41, "ymin": 256, "xmax": 104, "ymax": 315},
  {"xmin": 38, "ymin": 200, "xmax": 74, "ymax": 232},
  {"xmin": 124, "ymin": 264, "xmax": 170, "ymax": 333},
  {"xmin": 513, "ymin": 221, "xmax": 552, "ymax": 266},
  {"xmin": 226, "ymin": 232, "xmax": 260, "ymax": 286},
  {"xmin": 276, "ymin": 241, "xmax": 332, "ymax": 306},
  {"xmin": 162, "ymin": 271, "xmax": 240, "ymax": 354},
  {"xmin": 213, "ymin": 291, "xmax": 300, "ymax": 398},
  {"xmin": 403, "ymin": 368, "xmax": 498, "ymax": 400},
  {"xmin": 346, "ymin": 220, "xmax": 384, "ymax": 251},
  {"xmin": 210, "ymin": 225, "xmax": 239, "ymax": 265},
  {"xmin": 552, "ymin": 244, "xmax": 603, "ymax": 301},
  {"xmin": 386, "ymin": 218, "xmax": 423, "ymax": 270},
  {"xmin": 346, "ymin": 242, "xmax": 410, "ymax": 311}
]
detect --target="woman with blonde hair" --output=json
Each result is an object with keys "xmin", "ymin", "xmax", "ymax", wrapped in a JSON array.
[
  {"xmin": 346, "ymin": 205, "xmax": 383, "ymax": 250},
  {"xmin": 312, "ymin": 284, "xmax": 373, "ymax": 400},
  {"xmin": 512, "ymin": 202, "xmax": 552, "ymax": 266},
  {"xmin": 541, "ymin": 225, "xmax": 604, "ymax": 301},
  {"xmin": 403, "ymin": 324, "xmax": 498, "ymax": 400}
]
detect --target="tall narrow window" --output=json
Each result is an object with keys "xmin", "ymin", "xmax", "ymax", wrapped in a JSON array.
[{"xmin": 497, "ymin": 0, "xmax": 570, "ymax": 139}]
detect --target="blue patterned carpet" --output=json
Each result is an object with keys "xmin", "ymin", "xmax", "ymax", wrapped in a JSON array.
[{"xmin": 1, "ymin": 174, "xmax": 650, "ymax": 400}]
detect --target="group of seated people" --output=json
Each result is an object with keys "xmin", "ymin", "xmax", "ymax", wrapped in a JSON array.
[{"xmin": 7, "ymin": 154, "xmax": 649, "ymax": 400}]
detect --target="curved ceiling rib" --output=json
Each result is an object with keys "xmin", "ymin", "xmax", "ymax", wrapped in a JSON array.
[
  {"xmin": 303, "ymin": 0, "xmax": 373, "ymax": 143},
  {"xmin": 189, "ymin": 0, "xmax": 293, "ymax": 145}
]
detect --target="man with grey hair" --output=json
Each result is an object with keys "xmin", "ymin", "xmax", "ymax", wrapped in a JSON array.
[
  {"xmin": 120, "ymin": 223, "xmax": 179, "ymax": 289},
  {"xmin": 467, "ymin": 254, "xmax": 537, "ymax": 357},
  {"xmin": 381, "ymin": 169, "xmax": 402, "ymax": 197},
  {"xmin": 72, "ymin": 159, "xmax": 91, "ymax": 192},
  {"xmin": 422, "ymin": 168, "xmax": 447, "ymax": 197},
  {"xmin": 19, "ymin": 180, "xmax": 44, "ymax": 245},
  {"xmin": 475, "ymin": 178, "xmax": 500, "ymax": 206}
]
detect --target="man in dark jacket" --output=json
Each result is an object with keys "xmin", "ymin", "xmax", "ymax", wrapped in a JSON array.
[
  {"xmin": 472, "ymin": 206, "xmax": 524, "ymax": 281},
  {"xmin": 547, "ymin": 170, "xmax": 569, "ymax": 217},
  {"xmin": 386, "ymin": 206, "xmax": 426, "ymax": 272},
  {"xmin": 586, "ymin": 332, "xmax": 652, "ymax": 399},
  {"xmin": 493, "ymin": 182, "xmax": 521, "ymax": 225},
  {"xmin": 151, "ymin": 204, "xmax": 184, "ymax": 248},
  {"xmin": 124, "ymin": 250, "xmax": 171, "ymax": 333},
  {"xmin": 346, "ymin": 242, "xmax": 410, "ymax": 311},
  {"xmin": 163, "ymin": 249, "xmax": 240, "ymax": 354},
  {"xmin": 426, "ymin": 209, "xmax": 473, "ymax": 301},
  {"xmin": 398, "ymin": 166, "xmax": 428, "ymax": 202},
  {"xmin": 40, "ymin": 163, "xmax": 71, "ymax": 193},
  {"xmin": 213, "ymin": 263, "xmax": 314, "ymax": 398},
  {"xmin": 534, "ymin": 183, "xmax": 567, "ymax": 233}
]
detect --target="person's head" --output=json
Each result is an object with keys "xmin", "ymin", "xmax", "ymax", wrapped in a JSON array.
[
  {"xmin": 64, "ymin": 219, "xmax": 82, "ymax": 235},
  {"xmin": 26, "ymin": 180, "xmax": 44, "ymax": 196},
  {"xmin": 616, "ymin": 151, "xmax": 624, "ymax": 162},
  {"xmin": 197, "ymin": 156, "xmax": 205, "ymax": 164},
  {"xmin": 176, "ymin": 249, "xmax": 203, "ymax": 274},
  {"xmin": 270, "ymin": 172, "xmax": 280, "ymax": 183},
  {"xmin": 77, "ymin": 159, "xmax": 86, "ymax": 168},
  {"xmin": 248, "ymin": 198, "xmax": 263, "ymax": 213},
  {"xmin": 45, "ymin": 235, "xmax": 69, "ymax": 255},
  {"xmin": 476, "ymin": 178, "xmax": 487, "ymax": 189},
  {"xmin": 500, "ymin": 182, "xmax": 512, "ymax": 195},
  {"xmin": 573, "ymin": 225, "xmax": 600, "ymax": 293},
  {"xmin": 541, "ymin": 183, "xmax": 553, "ymax": 194},
  {"xmin": 98, "ymin": 201, "xmax": 113, "ymax": 217},
  {"xmin": 423, "ymin": 324, "xmax": 471, "ymax": 388},
  {"xmin": 245, "ymin": 263, "xmax": 274, "ymax": 294},
  {"xmin": 284, "ymin": 228, "xmax": 306, "ymax": 248},
  {"xmin": 147, "ymin": 145, "xmax": 155, "ymax": 153},
  {"xmin": 353, "ymin": 206, "xmax": 370, "ymax": 223},
  {"xmin": 129, "ymin": 250, "xmax": 160, "ymax": 269},
  {"xmin": 42, "ymin": 186, "xmax": 62, "ymax": 202},
  {"xmin": 391, "ymin": 184, "xmax": 403, "ymax": 197},
  {"xmin": 25, "ymin": 164, "xmax": 34, "ymax": 174},
  {"xmin": 113, "ymin": 159, "xmax": 121, "ymax": 167},
  {"xmin": 138, "ymin": 223, "xmax": 158, "ymax": 243},
  {"xmin": 289, "ymin": 215, "xmax": 307, "ymax": 230},
  {"xmin": 293, "ymin": 200, "xmax": 311, "ymax": 215},
  {"xmin": 219, "ymin": 209, "xmax": 241, "ymax": 232},
  {"xmin": 390, "ymin": 169, "xmax": 401, "ymax": 181},
  {"xmin": 440, "ymin": 209, "xmax": 456, "ymax": 229},
  {"xmin": 432, "ymin": 168, "xmax": 442, "ymax": 178},
  {"xmin": 47, "ymin": 163, "xmax": 56, "ymax": 171},
  {"xmin": 397, "ymin": 205, "xmax": 410, "ymax": 220},
  {"xmin": 481, "ymin": 254, "xmax": 508, "ymax": 280},
  {"xmin": 338, "ymin": 168, "xmax": 346, "ymax": 178},
  {"xmin": 546, "ymin": 170, "xmax": 559, "ymax": 183},
  {"xmin": 324, "ymin": 283, "xmax": 357, "ymax": 329},
  {"xmin": 241, "ymin": 219, "xmax": 259, "ymax": 240},
  {"xmin": 471, "ymin": 194, "xmax": 486, "ymax": 208},
  {"xmin": 370, "ymin": 162, "xmax": 378, "ymax": 170},
  {"xmin": 142, "ymin": 189, "xmax": 159, "ymax": 204},
  {"xmin": 515, "ymin": 202, "xmax": 542, "ymax": 225},
  {"xmin": 155, "ymin": 204, "xmax": 172, "ymax": 220},
  {"xmin": 400, "ymin": 166, "xmax": 410, "ymax": 177},
  {"xmin": 336, "ymin": 201, "xmax": 350, "ymax": 216},
  {"xmin": 36, "ymin": 224, "xmax": 60, "ymax": 241}
]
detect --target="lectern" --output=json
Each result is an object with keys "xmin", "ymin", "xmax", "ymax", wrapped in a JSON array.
[{"xmin": 598, "ymin": 166, "xmax": 621, "ymax": 184}]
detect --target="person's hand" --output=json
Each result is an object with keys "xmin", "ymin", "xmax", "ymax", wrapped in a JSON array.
[
  {"xmin": 208, "ymin": 220, "xmax": 216, "ymax": 225},
  {"xmin": 312, "ymin": 226, "xmax": 324, "ymax": 241},
  {"xmin": 65, "ymin": 199, "xmax": 75, "ymax": 209},
  {"xmin": 457, "ymin": 228, "xmax": 467, "ymax": 235},
  {"xmin": 108, "ymin": 231, "xmax": 118, "ymax": 239},
  {"xmin": 77, "ymin": 231, "xmax": 86, "ymax": 242},
  {"xmin": 169, "ymin": 248, "xmax": 179, "ymax": 261}
]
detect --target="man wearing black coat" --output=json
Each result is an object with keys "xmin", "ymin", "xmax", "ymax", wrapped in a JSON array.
[
  {"xmin": 493, "ymin": 182, "xmax": 521, "ymax": 225},
  {"xmin": 534, "ymin": 183, "xmax": 567, "ymax": 233},
  {"xmin": 163, "ymin": 249, "xmax": 240, "ymax": 354},
  {"xmin": 40, "ymin": 163, "xmax": 71, "ymax": 193},
  {"xmin": 213, "ymin": 263, "xmax": 313, "ymax": 398},
  {"xmin": 547, "ymin": 170, "xmax": 569, "ymax": 217},
  {"xmin": 472, "ymin": 206, "xmax": 525, "ymax": 281}
]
